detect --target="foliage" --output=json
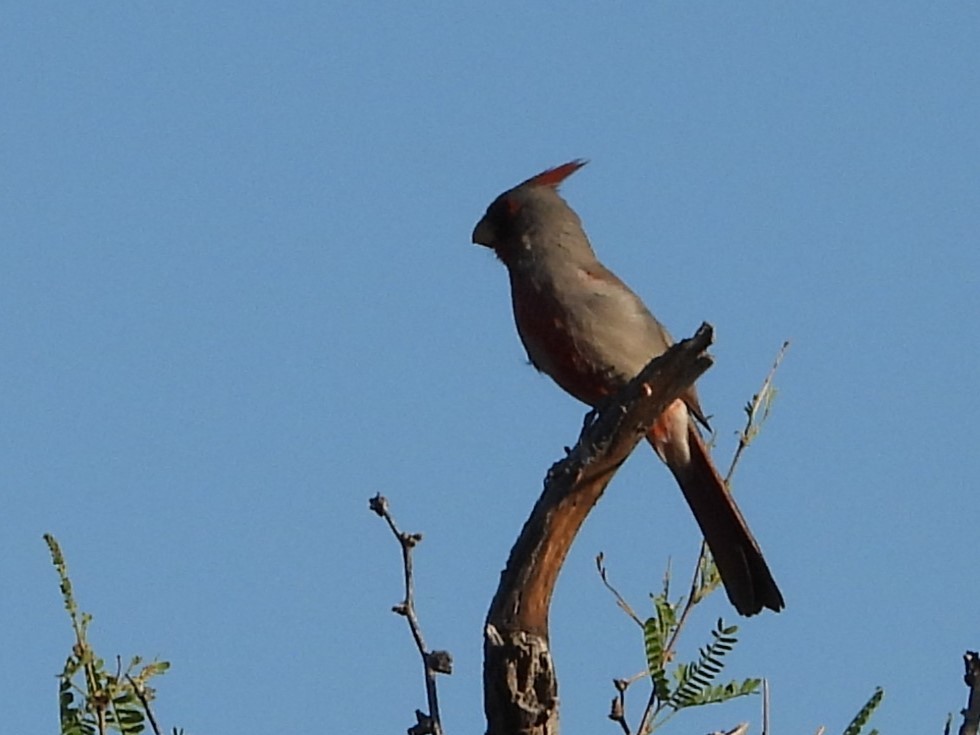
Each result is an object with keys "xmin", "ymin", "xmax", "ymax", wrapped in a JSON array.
[
  {"xmin": 602, "ymin": 341, "xmax": 884, "ymax": 734},
  {"xmin": 45, "ymin": 534, "xmax": 174, "ymax": 735},
  {"xmin": 607, "ymin": 548, "xmax": 886, "ymax": 735},
  {"xmin": 641, "ymin": 595, "xmax": 760, "ymax": 731},
  {"xmin": 668, "ymin": 620, "xmax": 759, "ymax": 710}
]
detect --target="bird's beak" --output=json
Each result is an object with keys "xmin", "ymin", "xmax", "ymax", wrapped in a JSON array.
[{"xmin": 472, "ymin": 216, "xmax": 494, "ymax": 248}]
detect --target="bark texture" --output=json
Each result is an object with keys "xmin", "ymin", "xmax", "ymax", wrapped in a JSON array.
[{"xmin": 483, "ymin": 324, "xmax": 715, "ymax": 735}]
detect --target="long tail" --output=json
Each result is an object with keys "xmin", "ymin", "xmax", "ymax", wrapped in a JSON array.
[{"xmin": 648, "ymin": 426, "xmax": 784, "ymax": 616}]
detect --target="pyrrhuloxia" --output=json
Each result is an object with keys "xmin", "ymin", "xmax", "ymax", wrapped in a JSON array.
[{"xmin": 472, "ymin": 160, "xmax": 783, "ymax": 616}]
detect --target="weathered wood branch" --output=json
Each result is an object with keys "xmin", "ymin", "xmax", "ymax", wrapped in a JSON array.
[
  {"xmin": 483, "ymin": 323, "xmax": 716, "ymax": 735},
  {"xmin": 960, "ymin": 650, "xmax": 980, "ymax": 735}
]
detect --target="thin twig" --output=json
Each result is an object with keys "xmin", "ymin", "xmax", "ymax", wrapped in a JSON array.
[
  {"xmin": 127, "ymin": 675, "xmax": 163, "ymax": 735},
  {"xmin": 762, "ymin": 677, "xmax": 770, "ymax": 735},
  {"xmin": 624, "ymin": 670, "xmax": 649, "ymax": 686},
  {"xmin": 725, "ymin": 340, "xmax": 790, "ymax": 486},
  {"xmin": 611, "ymin": 711, "xmax": 631, "ymax": 735},
  {"xmin": 107, "ymin": 657, "xmax": 128, "ymax": 735},
  {"xmin": 370, "ymin": 494, "xmax": 450, "ymax": 735},
  {"xmin": 609, "ymin": 678, "xmax": 632, "ymax": 735},
  {"xmin": 596, "ymin": 553, "xmax": 644, "ymax": 627}
]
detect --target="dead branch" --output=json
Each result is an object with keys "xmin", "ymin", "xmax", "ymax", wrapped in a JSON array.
[
  {"xmin": 370, "ymin": 494, "xmax": 452, "ymax": 735},
  {"xmin": 483, "ymin": 324, "xmax": 716, "ymax": 735},
  {"xmin": 959, "ymin": 650, "xmax": 980, "ymax": 735}
]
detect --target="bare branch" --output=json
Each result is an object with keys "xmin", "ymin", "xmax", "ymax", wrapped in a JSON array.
[
  {"xmin": 484, "ymin": 324, "xmax": 716, "ymax": 735},
  {"xmin": 959, "ymin": 650, "xmax": 980, "ymax": 735},
  {"xmin": 608, "ymin": 677, "xmax": 632, "ymax": 735},
  {"xmin": 370, "ymin": 494, "xmax": 451, "ymax": 735},
  {"xmin": 596, "ymin": 553, "xmax": 644, "ymax": 627}
]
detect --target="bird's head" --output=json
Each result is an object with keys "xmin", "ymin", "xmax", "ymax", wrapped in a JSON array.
[{"xmin": 472, "ymin": 160, "xmax": 588, "ymax": 265}]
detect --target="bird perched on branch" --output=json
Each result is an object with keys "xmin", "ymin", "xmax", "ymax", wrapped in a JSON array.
[{"xmin": 471, "ymin": 160, "xmax": 783, "ymax": 616}]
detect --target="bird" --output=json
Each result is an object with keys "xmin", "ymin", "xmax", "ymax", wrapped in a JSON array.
[{"xmin": 471, "ymin": 160, "xmax": 783, "ymax": 616}]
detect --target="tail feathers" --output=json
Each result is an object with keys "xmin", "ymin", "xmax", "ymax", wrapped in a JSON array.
[{"xmin": 650, "ymin": 428, "xmax": 784, "ymax": 616}]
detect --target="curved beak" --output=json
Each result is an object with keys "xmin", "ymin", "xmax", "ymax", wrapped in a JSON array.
[{"xmin": 472, "ymin": 216, "xmax": 494, "ymax": 247}]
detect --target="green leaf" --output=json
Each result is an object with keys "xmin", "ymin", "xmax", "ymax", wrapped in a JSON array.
[
  {"xmin": 669, "ymin": 619, "xmax": 746, "ymax": 710},
  {"xmin": 116, "ymin": 708, "xmax": 144, "ymax": 724},
  {"xmin": 643, "ymin": 594, "xmax": 680, "ymax": 702},
  {"xmin": 843, "ymin": 687, "xmax": 883, "ymax": 735},
  {"xmin": 674, "ymin": 678, "xmax": 761, "ymax": 707},
  {"xmin": 643, "ymin": 616, "xmax": 671, "ymax": 701},
  {"xmin": 140, "ymin": 660, "xmax": 171, "ymax": 678},
  {"xmin": 61, "ymin": 722, "xmax": 96, "ymax": 735},
  {"xmin": 115, "ymin": 690, "xmax": 139, "ymax": 705}
]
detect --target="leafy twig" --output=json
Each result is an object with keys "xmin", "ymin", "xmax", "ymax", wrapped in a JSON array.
[
  {"xmin": 725, "ymin": 340, "xmax": 790, "ymax": 486},
  {"xmin": 842, "ymin": 687, "xmax": 883, "ymax": 735},
  {"xmin": 45, "ymin": 534, "xmax": 171, "ymax": 735},
  {"xmin": 370, "ymin": 494, "xmax": 451, "ymax": 735}
]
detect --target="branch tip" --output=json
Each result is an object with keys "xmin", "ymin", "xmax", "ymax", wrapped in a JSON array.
[{"xmin": 369, "ymin": 493, "xmax": 388, "ymax": 517}]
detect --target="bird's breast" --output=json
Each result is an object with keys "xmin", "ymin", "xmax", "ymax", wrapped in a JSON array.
[{"xmin": 508, "ymin": 270, "xmax": 618, "ymax": 407}]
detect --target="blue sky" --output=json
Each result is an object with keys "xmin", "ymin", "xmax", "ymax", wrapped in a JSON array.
[{"xmin": 2, "ymin": 3, "xmax": 978, "ymax": 733}]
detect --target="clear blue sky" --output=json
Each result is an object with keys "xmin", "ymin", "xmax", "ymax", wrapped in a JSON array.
[{"xmin": 3, "ymin": 3, "xmax": 978, "ymax": 733}]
